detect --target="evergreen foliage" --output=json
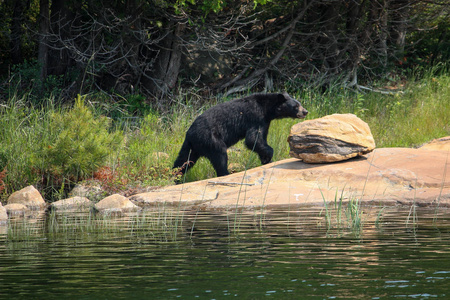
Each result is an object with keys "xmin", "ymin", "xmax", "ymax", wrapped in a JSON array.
[{"xmin": 43, "ymin": 95, "xmax": 122, "ymax": 180}]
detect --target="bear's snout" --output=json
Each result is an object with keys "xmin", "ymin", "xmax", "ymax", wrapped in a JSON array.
[{"xmin": 297, "ymin": 107, "xmax": 308, "ymax": 119}]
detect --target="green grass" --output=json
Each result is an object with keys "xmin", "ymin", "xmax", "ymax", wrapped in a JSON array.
[
  {"xmin": 0, "ymin": 66, "xmax": 449, "ymax": 202},
  {"xmin": 364, "ymin": 68, "xmax": 450, "ymax": 147},
  {"xmin": 319, "ymin": 186, "xmax": 364, "ymax": 237},
  {"xmin": 6, "ymin": 210, "xmax": 183, "ymax": 243}
]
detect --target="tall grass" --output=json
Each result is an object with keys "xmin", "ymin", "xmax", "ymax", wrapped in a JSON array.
[
  {"xmin": 0, "ymin": 66, "xmax": 449, "ymax": 202},
  {"xmin": 7, "ymin": 210, "xmax": 183, "ymax": 243},
  {"xmin": 0, "ymin": 95, "xmax": 58, "ymax": 195},
  {"xmin": 363, "ymin": 66, "xmax": 450, "ymax": 147},
  {"xmin": 319, "ymin": 186, "xmax": 364, "ymax": 236}
]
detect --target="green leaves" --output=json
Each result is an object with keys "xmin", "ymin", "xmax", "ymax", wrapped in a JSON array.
[{"xmin": 44, "ymin": 95, "xmax": 122, "ymax": 179}]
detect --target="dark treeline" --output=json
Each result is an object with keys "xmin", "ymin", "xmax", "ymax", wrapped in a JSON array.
[{"xmin": 0, "ymin": 0, "xmax": 449, "ymax": 106}]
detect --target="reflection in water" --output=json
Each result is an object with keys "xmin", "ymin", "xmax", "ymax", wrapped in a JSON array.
[{"xmin": 0, "ymin": 206, "xmax": 449, "ymax": 299}]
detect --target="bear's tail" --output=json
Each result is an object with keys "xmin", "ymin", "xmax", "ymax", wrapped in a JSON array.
[{"xmin": 173, "ymin": 140, "xmax": 198, "ymax": 178}]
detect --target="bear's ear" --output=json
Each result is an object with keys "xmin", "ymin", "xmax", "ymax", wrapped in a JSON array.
[{"xmin": 277, "ymin": 92, "xmax": 288, "ymax": 103}]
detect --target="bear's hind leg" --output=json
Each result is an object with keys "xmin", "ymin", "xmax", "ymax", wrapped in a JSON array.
[
  {"xmin": 205, "ymin": 148, "xmax": 229, "ymax": 177},
  {"xmin": 173, "ymin": 149, "xmax": 200, "ymax": 177}
]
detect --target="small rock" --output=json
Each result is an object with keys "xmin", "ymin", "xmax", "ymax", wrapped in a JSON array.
[
  {"xmin": 69, "ymin": 183, "xmax": 105, "ymax": 202},
  {"xmin": 228, "ymin": 163, "xmax": 245, "ymax": 173},
  {"xmin": 50, "ymin": 197, "xmax": 92, "ymax": 212},
  {"xmin": 4, "ymin": 203, "xmax": 28, "ymax": 217},
  {"xmin": 0, "ymin": 203, "xmax": 7, "ymax": 224},
  {"xmin": 7, "ymin": 185, "xmax": 46, "ymax": 210},
  {"xmin": 288, "ymin": 113, "xmax": 375, "ymax": 163},
  {"xmin": 152, "ymin": 152, "xmax": 170, "ymax": 161},
  {"xmin": 94, "ymin": 194, "xmax": 141, "ymax": 213},
  {"xmin": 97, "ymin": 208, "xmax": 124, "ymax": 217}
]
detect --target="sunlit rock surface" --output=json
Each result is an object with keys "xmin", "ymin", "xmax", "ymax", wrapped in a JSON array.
[
  {"xmin": 50, "ymin": 197, "xmax": 92, "ymax": 212},
  {"xmin": 420, "ymin": 136, "xmax": 450, "ymax": 151},
  {"xmin": 69, "ymin": 183, "xmax": 104, "ymax": 202},
  {"xmin": 7, "ymin": 185, "xmax": 46, "ymax": 210},
  {"xmin": 0, "ymin": 203, "xmax": 7, "ymax": 224},
  {"xmin": 131, "ymin": 137, "xmax": 450, "ymax": 209},
  {"xmin": 95, "ymin": 194, "xmax": 141, "ymax": 214},
  {"xmin": 4, "ymin": 203, "xmax": 28, "ymax": 217},
  {"xmin": 288, "ymin": 114, "xmax": 375, "ymax": 163}
]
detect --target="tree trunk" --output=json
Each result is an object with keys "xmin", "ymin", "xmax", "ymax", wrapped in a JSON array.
[
  {"xmin": 389, "ymin": 0, "xmax": 410, "ymax": 58},
  {"xmin": 10, "ymin": 1, "xmax": 27, "ymax": 64},
  {"xmin": 379, "ymin": 0, "xmax": 389, "ymax": 68},
  {"xmin": 344, "ymin": 0, "xmax": 364, "ymax": 85},
  {"xmin": 146, "ymin": 22, "xmax": 185, "ymax": 100},
  {"xmin": 38, "ymin": 0, "xmax": 50, "ymax": 82},
  {"xmin": 319, "ymin": 2, "xmax": 341, "ymax": 72},
  {"xmin": 48, "ymin": 0, "xmax": 71, "ymax": 76}
]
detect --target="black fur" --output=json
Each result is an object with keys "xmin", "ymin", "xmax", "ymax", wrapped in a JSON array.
[{"xmin": 173, "ymin": 92, "xmax": 308, "ymax": 178}]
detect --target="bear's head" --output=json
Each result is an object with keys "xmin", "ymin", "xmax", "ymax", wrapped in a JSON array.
[{"xmin": 274, "ymin": 92, "xmax": 308, "ymax": 119}]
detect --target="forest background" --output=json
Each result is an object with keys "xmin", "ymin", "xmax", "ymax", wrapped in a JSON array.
[{"xmin": 0, "ymin": 0, "xmax": 449, "ymax": 201}]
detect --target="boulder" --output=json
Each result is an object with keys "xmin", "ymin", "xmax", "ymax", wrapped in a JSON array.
[
  {"xmin": 49, "ymin": 197, "xmax": 92, "ymax": 212},
  {"xmin": 94, "ymin": 194, "xmax": 141, "ymax": 214},
  {"xmin": 288, "ymin": 113, "xmax": 375, "ymax": 163},
  {"xmin": 0, "ymin": 203, "xmax": 7, "ymax": 224},
  {"xmin": 4, "ymin": 203, "xmax": 28, "ymax": 217},
  {"xmin": 7, "ymin": 185, "xmax": 46, "ymax": 210}
]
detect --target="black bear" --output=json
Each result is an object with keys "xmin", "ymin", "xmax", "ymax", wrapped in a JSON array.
[{"xmin": 173, "ymin": 92, "xmax": 308, "ymax": 178}]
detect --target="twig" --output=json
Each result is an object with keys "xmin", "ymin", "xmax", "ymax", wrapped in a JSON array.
[
  {"xmin": 207, "ymin": 181, "xmax": 254, "ymax": 187},
  {"xmin": 356, "ymin": 85, "xmax": 404, "ymax": 95}
]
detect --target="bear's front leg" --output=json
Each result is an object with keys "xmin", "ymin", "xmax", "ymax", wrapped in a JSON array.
[
  {"xmin": 257, "ymin": 146, "xmax": 273, "ymax": 165},
  {"xmin": 245, "ymin": 128, "xmax": 274, "ymax": 165}
]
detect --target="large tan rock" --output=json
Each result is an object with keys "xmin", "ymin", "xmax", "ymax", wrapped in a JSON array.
[
  {"xmin": 7, "ymin": 185, "xmax": 46, "ymax": 210},
  {"xmin": 131, "ymin": 140, "xmax": 450, "ymax": 209},
  {"xmin": 288, "ymin": 114, "xmax": 375, "ymax": 163},
  {"xmin": 94, "ymin": 194, "xmax": 141, "ymax": 214}
]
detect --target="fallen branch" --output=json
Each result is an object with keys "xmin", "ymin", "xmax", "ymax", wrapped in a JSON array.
[
  {"xmin": 356, "ymin": 85, "xmax": 404, "ymax": 95},
  {"xmin": 207, "ymin": 181, "xmax": 254, "ymax": 186}
]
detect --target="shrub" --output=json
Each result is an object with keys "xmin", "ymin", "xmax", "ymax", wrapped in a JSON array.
[{"xmin": 43, "ymin": 95, "xmax": 123, "ymax": 181}]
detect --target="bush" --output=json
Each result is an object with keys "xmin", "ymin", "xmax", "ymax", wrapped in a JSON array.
[{"xmin": 43, "ymin": 95, "xmax": 123, "ymax": 181}]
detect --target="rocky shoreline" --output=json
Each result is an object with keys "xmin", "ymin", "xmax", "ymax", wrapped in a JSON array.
[{"xmin": 1, "ymin": 136, "xmax": 449, "ymax": 224}]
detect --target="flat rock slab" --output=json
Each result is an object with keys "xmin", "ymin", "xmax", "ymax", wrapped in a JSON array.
[
  {"xmin": 130, "ymin": 188, "xmax": 219, "ymax": 207},
  {"xmin": 131, "ymin": 146, "xmax": 450, "ymax": 210}
]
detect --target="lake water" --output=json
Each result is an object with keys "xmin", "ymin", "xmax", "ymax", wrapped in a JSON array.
[{"xmin": 1, "ymin": 206, "xmax": 449, "ymax": 299}]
